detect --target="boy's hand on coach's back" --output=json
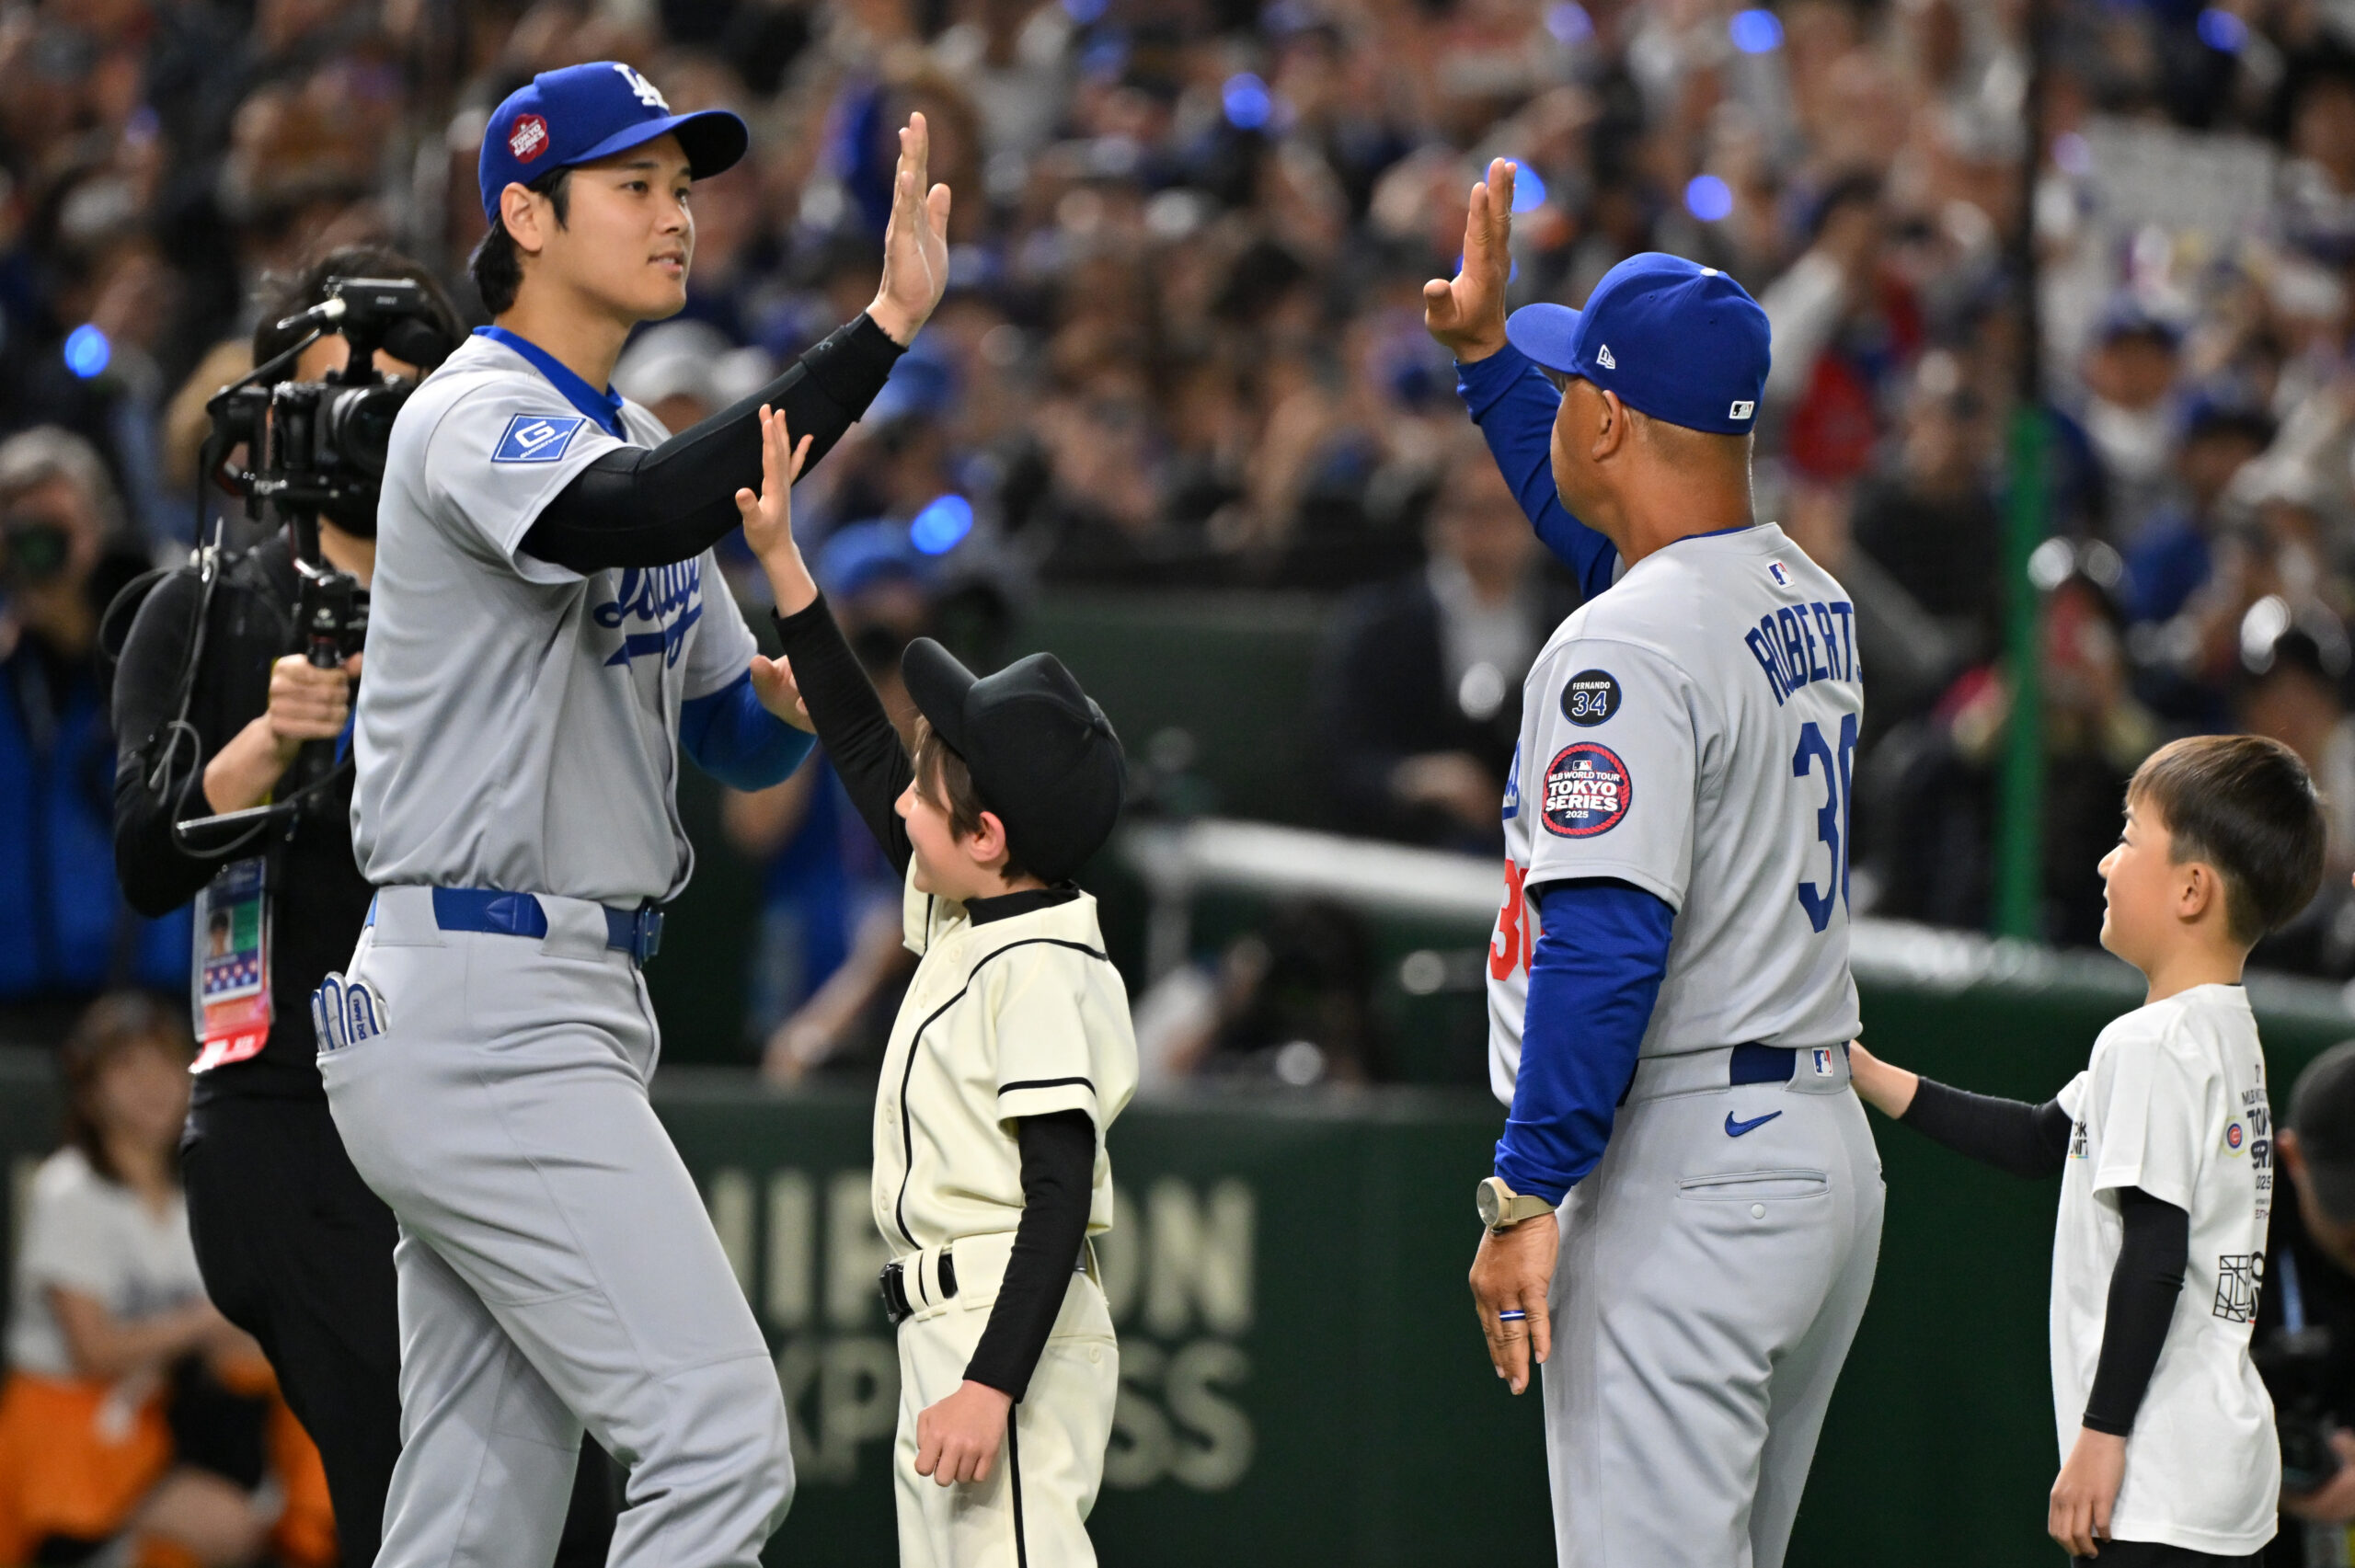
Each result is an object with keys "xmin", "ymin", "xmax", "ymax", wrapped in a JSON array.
[
  {"xmin": 1844, "ymin": 1040, "xmax": 1919, "ymax": 1120},
  {"xmin": 914, "ymin": 1379, "xmax": 1015, "ymax": 1487},
  {"xmin": 1423, "ymin": 158, "xmax": 1516, "ymax": 364}
]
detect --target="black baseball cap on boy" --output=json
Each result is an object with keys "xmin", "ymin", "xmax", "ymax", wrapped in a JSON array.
[{"xmin": 901, "ymin": 638, "xmax": 1125, "ymax": 882}]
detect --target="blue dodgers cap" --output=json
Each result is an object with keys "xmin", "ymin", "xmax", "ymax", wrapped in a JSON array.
[
  {"xmin": 1504, "ymin": 252, "xmax": 1772, "ymax": 436},
  {"xmin": 478, "ymin": 63, "xmax": 749, "ymax": 223}
]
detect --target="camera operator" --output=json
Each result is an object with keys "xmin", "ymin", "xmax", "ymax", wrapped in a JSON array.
[
  {"xmin": 107, "ymin": 247, "xmax": 615, "ymax": 1565},
  {"xmin": 2257, "ymin": 1040, "xmax": 2355, "ymax": 1565}
]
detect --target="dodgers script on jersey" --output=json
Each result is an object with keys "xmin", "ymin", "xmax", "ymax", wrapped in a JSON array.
[
  {"xmin": 351, "ymin": 333, "xmax": 757, "ymax": 904},
  {"xmin": 1488, "ymin": 522, "xmax": 1864, "ymax": 1098}
]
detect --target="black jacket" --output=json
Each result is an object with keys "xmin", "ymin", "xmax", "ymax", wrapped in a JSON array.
[
  {"xmin": 110, "ymin": 532, "xmax": 373, "ymax": 1102},
  {"xmin": 1314, "ymin": 567, "xmax": 1581, "ymax": 853}
]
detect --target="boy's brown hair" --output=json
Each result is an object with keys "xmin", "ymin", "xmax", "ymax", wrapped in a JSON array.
[
  {"xmin": 2127, "ymin": 733, "xmax": 2327, "ymax": 944},
  {"xmin": 912, "ymin": 715, "xmax": 1034, "ymax": 883}
]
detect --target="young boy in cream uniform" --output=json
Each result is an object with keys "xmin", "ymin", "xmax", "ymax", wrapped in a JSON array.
[{"xmin": 738, "ymin": 404, "xmax": 1134, "ymax": 1566}]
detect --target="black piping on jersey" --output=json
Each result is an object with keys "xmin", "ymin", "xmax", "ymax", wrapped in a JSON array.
[
  {"xmin": 892, "ymin": 935, "xmax": 1113, "ymax": 1250},
  {"xmin": 1007, "ymin": 1407, "xmax": 1028, "ymax": 1567},
  {"xmin": 998, "ymin": 1076, "xmax": 1094, "ymax": 1097}
]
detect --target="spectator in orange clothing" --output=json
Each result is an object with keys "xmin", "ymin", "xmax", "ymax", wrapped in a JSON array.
[{"xmin": 0, "ymin": 994, "xmax": 331, "ymax": 1566}]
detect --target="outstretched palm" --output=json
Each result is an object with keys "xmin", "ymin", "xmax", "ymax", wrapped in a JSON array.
[
  {"xmin": 1423, "ymin": 157, "xmax": 1517, "ymax": 362},
  {"xmin": 869, "ymin": 111, "xmax": 954, "ymax": 346}
]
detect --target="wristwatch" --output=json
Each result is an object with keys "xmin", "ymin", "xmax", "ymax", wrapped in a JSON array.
[{"xmin": 1476, "ymin": 1175, "xmax": 1557, "ymax": 1232}]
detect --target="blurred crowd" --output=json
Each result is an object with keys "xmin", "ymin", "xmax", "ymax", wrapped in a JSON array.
[{"xmin": 4, "ymin": 0, "xmax": 2355, "ymax": 1089}]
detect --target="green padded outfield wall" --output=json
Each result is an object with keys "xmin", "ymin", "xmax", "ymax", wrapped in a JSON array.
[{"xmin": 1, "ymin": 936, "xmax": 2349, "ymax": 1565}]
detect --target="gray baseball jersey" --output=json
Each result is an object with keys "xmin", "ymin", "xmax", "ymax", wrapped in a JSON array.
[
  {"xmin": 1486, "ymin": 521, "xmax": 1882, "ymax": 1568},
  {"xmin": 351, "ymin": 332, "xmax": 756, "ymax": 904},
  {"xmin": 1486, "ymin": 521, "xmax": 1864, "ymax": 1098}
]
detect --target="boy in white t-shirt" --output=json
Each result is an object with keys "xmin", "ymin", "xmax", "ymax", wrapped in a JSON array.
[{"xmin": 1852, "ymin": 734, "xmax": 2327, "ymax": 1566}]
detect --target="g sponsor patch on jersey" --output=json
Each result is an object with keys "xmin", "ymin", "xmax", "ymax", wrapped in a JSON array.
[
  {"xmin": 1560, "ymin": 669, "xmax": 1622, "ymax": 727},
  {"xmin": 493, "ymin": 412, "xmax": 588, "ymax": 464},
  {"xmin": 1541, "ymin": 742, "xmax": 1632, "ymax": 838}
]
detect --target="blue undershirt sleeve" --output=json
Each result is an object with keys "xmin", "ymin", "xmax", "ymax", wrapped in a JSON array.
[
  {"xmin": 1494, "ymin": 878, "xmax": 1677, "ymax": 1204},
  {"xmin": 679, "ymin": 670, "xmax": 818, "ymax": 792},
  {"xmin": 1455, "ymin": 344, "xmax": 1621, "ymax": 602}
]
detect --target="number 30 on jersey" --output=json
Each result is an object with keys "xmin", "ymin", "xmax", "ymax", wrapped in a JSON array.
[{"xmin": 1793, "ymin": 715, "xmax": 1857, "ymax": 933}]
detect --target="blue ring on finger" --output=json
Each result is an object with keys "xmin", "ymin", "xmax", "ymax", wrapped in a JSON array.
[{"xmin": 1498, "ymin": 1309, "xmax": 1527, "ymax": 1322}]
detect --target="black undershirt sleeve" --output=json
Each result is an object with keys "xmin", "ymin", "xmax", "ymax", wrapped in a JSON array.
[
  {"xmin": 1899, "ymin": 1078, "xmax": 2074, "ymax": 1179},
  {"xmin": 770, "ymin": 593, "xmax": 912, "ymax": 876},
  {"xmin": 518, "ymin": 315, "xmax": 903, "ymax": 574},
  {"xmin": 964, "ymin": 1110, "xmax": 1097, "ymax": 1401},
  {"xmin": 110, "ymin": 569, "xmax": 228, "ymax": 916},
  {"xmin": 2081, "ymin": 1187, "xmax": 2190, "ymax": 1436}
]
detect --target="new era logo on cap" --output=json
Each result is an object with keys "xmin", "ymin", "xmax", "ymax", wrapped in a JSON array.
[{"xmin": 1596, "ymin": 344, "xmax": 1616, "ymax": 370}]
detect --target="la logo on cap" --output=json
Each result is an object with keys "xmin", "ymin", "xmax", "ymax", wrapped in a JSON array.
[
  {"xmin": 509, "ymin": 113, "xmax": 550, "ymax": 161},
  {"xmin": 613, "ymin": 63, "xmax": 668, "ymax": 110},
  {"xmin": 1595, "ymin": 344, "xmax": 1616, "ymax": 370}
]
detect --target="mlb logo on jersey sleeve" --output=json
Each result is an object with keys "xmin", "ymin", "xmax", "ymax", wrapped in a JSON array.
[
  {"xmin": 1541, "ymin": 742, "xmax": 1632, "ymax": 838},
  {"xmin": 1767, "ymin": 561, "xmax": 1790, "ymax": 588},
  {"xmin": 493, "ymin": 412, "xmax": 587, "ymax": 464}
]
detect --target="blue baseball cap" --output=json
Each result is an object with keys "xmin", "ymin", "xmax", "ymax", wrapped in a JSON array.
[
  {"xmin": 1504, "ymin": 252, "xmax": 1772, "ymax": 436},
  {"xmin": 478, "ymin": 63, "xmax": 749, "ymax": 224}
]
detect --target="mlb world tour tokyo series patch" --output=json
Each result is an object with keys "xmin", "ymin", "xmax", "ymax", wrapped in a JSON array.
[{"xmin": 1542, "ymin": 742, "xmax": 1632, "ymax": 838}]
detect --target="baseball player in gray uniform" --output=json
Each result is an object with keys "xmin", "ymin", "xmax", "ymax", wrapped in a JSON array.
[
  {"xmin": 311, "ymin": 63, "xmax": 950, "ymax": 1568},
  {"xmin": 1429, "ymin": 166, "xmax": 1882, "ymax": 1568}
]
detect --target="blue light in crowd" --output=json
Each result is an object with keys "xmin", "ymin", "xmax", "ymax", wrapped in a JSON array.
[
  {"xmin": 2197, "ymin": 8, "xmax": 2247, "ymax": 52},
  {"xmin": 63, "ymin": 324, "xmax": 109, "ymax": 379},
  {"xmin": 1684, "ymin": 175, "xmax": 1735, "ymax": 223},
  {"xmin": 910, "ymin": 495, "xmax": 974, "ymax": 555},
  {"xmin": 1223, "ymin": 74, "xmax": 1272, "ymax": 131},
  {"xmin": 1729, "ymin": 9, "xmax": 1784, "ymax": 53},
  {"xmin": 1545, "ymin": 3, "xmax": 1592, "ymax": 44},
  {"xmin": 1061, "ymin": 0, "xmax": 1108, "ymax": 22},
  {"xmin": 1511, "ymin": 165, "xmax": 1548, "ymax": 212}
]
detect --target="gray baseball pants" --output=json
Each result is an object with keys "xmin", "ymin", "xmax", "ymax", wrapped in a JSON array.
[
  {"xmin": 320, "ymin": 886, "xmax": 793, "ymax": 1568},
  {"xmin": 1541, "ymin": 1044, "xmax": 1883, "ymax": 1568}
]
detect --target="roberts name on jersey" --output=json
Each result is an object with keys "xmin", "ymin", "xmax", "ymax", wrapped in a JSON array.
[{"xmin": 1488, "ymin": 522, "xmax": 1866, "ymax": 1101}]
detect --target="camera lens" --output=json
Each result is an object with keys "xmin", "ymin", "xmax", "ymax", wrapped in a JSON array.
[{"xmin": 318, "ymin": 383, "xmax": 411, "ymax": 479}]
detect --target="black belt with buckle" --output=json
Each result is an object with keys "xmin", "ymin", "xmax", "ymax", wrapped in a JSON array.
[{"xmin": 879, "ymin": 1253, "xmax": 959, "ymax": 1326}]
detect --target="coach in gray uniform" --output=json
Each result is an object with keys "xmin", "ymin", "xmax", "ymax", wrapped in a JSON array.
[{"xmin": 315, "ymin": 63, "xmax": 951, "ymax": 1568}]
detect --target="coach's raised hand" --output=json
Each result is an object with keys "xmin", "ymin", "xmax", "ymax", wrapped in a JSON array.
[
  {"xmin": 867, "ymin": 112, "xmax": 953, "ymax": 347},
  {"xmin": 1423, "ymin": 157, "xmax": 1516, "ymax": 364}
]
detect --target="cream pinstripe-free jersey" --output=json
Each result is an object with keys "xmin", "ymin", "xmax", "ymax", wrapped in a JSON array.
[{"xmin": 872, "ymin": 869, "xmax": 1138, "ymax": 1256}]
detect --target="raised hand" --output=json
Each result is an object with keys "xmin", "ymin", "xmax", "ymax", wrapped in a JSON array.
[
  {"xmin": 1423, "ymin": 157, "xmax": 1517, "ymax": 363},
  {"xmin": 867, "ymin": 112, "xmax": 954, "ymax": 347},
  {"xmin": 737, "ymin": 403, "xmax": 822, "ymax": 641}
]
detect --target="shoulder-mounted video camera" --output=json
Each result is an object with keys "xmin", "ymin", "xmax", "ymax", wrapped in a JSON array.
[{"xmin": 203, "ymin": 276, "xmax": 454, "ymax": 535}]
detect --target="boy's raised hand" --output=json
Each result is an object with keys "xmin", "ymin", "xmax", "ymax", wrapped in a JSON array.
[{"xmin": 739, "ymin": 403, "xmax": 821, "ymax": 728}]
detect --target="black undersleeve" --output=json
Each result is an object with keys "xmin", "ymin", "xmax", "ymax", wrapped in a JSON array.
[
  {"xmin": 1900, "ymin": 1078, "xmax": 2074, "ymax": 1179},
  {"xmin": 518, "ymin": 315, "xmax": 902, "ymax": 574},
  {"xmin": 770, "ymin": 592, "xmax": 912, "ymax": 876},
  {"xmin": 2081, "ymin": 1186, "xmax": 2190, "ymax": 1436},
  {"xmin": 964, "ymin": 1110, "xmax": 1097, "ymax": 1401}
]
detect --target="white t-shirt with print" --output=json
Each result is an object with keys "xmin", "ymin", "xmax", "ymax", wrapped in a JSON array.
[
  {"xmin": 6, "ymin": 1147, "xmax": 208, "ymax": 1379},
  {"xmin": 2051, "ymin": 983, "xmax": 2278, "ymax": 1554}
]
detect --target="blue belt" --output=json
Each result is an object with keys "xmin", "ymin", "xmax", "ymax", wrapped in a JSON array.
[
  {"xmin": 1729, "ymin": 1043, "xmax": 1842, "ymax": 1085},
  {"xmin": 394, "ymin": 887, "xmax": 664, "ymax": 965}
]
